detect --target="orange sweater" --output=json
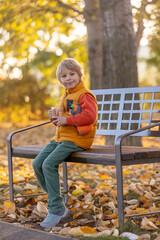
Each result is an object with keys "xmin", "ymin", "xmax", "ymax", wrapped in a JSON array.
[{"xmin": 66, "ymin": 93, "xmax": 97, "ymax": 126}]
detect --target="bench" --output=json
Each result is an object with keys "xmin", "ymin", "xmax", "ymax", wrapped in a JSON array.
[{"xmin": 7, "ymin": 86, "xmax": 160, "ymax": 227}]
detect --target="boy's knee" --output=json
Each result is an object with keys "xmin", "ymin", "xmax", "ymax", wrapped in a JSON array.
[
  {"xmin": 42, "ymin": 161, "xmax": 57, "ymax": 173},
  {"xmin": 32, "ymin": 159, "xmax": 36, "ymax": 169},
  {"xmin": 32, "ymin": 158, "xmax": 40, "ymax": 170}
]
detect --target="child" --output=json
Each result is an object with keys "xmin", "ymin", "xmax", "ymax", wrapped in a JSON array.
[{"xmin": 32, "ymin": 58, "xmax": 97, "ymax": 228}]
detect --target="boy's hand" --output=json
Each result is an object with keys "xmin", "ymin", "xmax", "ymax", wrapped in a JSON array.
[
  {"xmin": 52, "ymin": 116, "xmax": 67, "ymax": 127},
  {"xmin": 48, "ymin": 107, "xmax": 57, "ymax": 120}
]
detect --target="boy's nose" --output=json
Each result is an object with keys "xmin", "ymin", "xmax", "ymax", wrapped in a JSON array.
[{"xmin": 66, "ymin": 75, "xmax": 71, "ymax": 80}]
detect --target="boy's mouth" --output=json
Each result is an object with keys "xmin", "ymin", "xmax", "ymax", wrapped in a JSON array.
[{"xmin": 66, "ymin": 81, "xmax": 74, "ymax": 85}]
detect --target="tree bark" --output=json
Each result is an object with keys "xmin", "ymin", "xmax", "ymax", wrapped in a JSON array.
[
  {"xmin": 84, "ymin": 0, "xmax": 103, "ymax": 89},
  {"xmin": 99, "ymin": 0, "xmax": 138, "ymax": 89},
  {"xmin": 99, "ymin": 0, "xmax": 141, "ymax": 146}
]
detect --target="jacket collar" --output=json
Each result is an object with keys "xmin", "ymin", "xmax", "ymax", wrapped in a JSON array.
[{"xmin": 67, "ymin": 81, "xmax": 85, "ymax": 94}]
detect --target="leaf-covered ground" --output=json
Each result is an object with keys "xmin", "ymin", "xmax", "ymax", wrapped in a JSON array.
[{"xmin": 0, "ymin": 122, "xmax": 160, "ymax": 239}]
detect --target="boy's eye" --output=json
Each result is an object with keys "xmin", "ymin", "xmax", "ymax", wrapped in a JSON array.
[
  {"xmin": 62, "ymin": 75, "xmax": 66, "ymax": 78},
  {"xmin": 70, "ymin": 73, "xmax": 75, "ymax": 75}
]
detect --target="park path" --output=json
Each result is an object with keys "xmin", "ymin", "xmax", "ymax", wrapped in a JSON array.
[{"xmin": 0, "ymin": 221, "xmax": 76, "ymax": 240}]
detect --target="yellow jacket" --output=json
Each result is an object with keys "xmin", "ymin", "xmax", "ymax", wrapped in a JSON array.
[{"xmin": 54, "ymin": 81, "xmax": 97, "ymax": 149}]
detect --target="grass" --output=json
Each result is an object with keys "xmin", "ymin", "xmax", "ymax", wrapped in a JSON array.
[
  {"xmin": 119, "ymin": 221, "xmax": 144, "ymax": 235},
  {"xmin": 119, "ymin": 221, "xmax": 160, "ymax": 240},
  {"xmin": 82, "ymin": 222, "xmax": 160, "ymax": 240},
  {"xmin": 124, "ymin": 190, "xmax": 140, "ymax": 201}
]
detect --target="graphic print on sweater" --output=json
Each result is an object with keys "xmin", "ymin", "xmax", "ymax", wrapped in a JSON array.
[{"xmin": 67, "ymin": 99, "xmax": 73, "ymax": 111}]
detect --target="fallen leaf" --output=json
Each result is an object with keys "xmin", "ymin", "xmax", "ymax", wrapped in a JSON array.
[
  {"xmin": 37, "ymin": 201, "xmax": 48, "ymax": 214},
  {"xmin": 7, "ymin": 213, "xmax": 17, "ymax": 219},
  {"xmin": 80, "ymin": 226, "xmax": 97, "ymax": 234},
  {"xmin": 72, "ymin": 188, "xmax": 84, "ymax": 196},
  {"xmin": 121, "ymin": 232, "xmax": 138, "ymax": 240},
  {"xmin": 59, "ymin": 227, "xmax": 71, "ymax": 235},
  {"xmin": 3, "ymin": 201, "xmax": 16, "ymax": 214},
  {"xmin": 69, "ymin": 227, "xmax": 84, "ymax": 237},
  {"xmin": 154, "ymin": 235, "xmax": 160, "ymax": 240},
  {"xmin": 96, "ymin": 229, "xmax": 113, "ymax": 236},
  {"xmin": 73, "ymin": 211, "xmax": 83, "ymax": 219},
  {"xmin": 126, "ymin": 199, "xmax": 138, "ymax": 205},
  {"xmin": 112, "ymin": 229, "xmax": 119, "ymax": 237},
  {"xmin": 141, "ymin": 217, "xmax": 158, "ymax": 230},
  {"xmin": 107, "ymin": 202, "xmax": 115, "ymax": 210},
  {"xmin": 137, "ymin": 233, "xmax": 151, "ymax": 240},
  {"xmin": 99, "ymin": 196, "xmax": 109, "ymax": 204},
  {"xmin": 24, "ymin": 183, "xmax": 37, "ymax": 190}
]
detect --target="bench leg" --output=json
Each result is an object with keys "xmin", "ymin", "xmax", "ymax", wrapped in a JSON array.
[
  {"xmin": 116, "ymin": 158, "xmax": 124, "ymax": 228},
  {"xmin": 62, "ymin": 162, "xmax": 69, "ymax": 204},
  {"xmin": 7, "ymin": 145, "xmax": 14, "ymax": 202}
]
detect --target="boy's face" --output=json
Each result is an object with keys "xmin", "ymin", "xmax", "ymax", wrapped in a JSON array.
[{"xmin": 59, "ymin": 67, "xmax": 80, "ymax": 89}]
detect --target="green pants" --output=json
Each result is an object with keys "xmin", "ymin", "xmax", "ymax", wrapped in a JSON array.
[{"xmin": 32, "ymin": 140, "xmax": 84, "ymax": 213}]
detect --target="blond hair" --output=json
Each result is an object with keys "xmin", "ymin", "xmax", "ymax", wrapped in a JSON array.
[{"xmin": 56, "ymin": 58, "xmax": 84, "ymax": 81}]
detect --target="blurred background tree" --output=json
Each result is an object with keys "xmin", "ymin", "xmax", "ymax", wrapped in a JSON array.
[{"xmin": 0, "ymin": 0, "xmax": 160, "ymax": 125}]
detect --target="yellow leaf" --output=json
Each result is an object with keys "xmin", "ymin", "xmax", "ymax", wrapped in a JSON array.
[
  {"xmin": 17, "ymin": 160, "xmax": 25, "ymax": 166},
  {"xmin": 123, "ymin": 188, "xmax": 129, "ymax": 196},
  {"xmin": 70, "ymin": 207, "xmax": 77, "ymax": 212},
  {"xmin": 69, "ymin": 227, "xmax": 83, "ymax": 237},
  {"xmin": 99, "ymin": 196, "xmax": 109, "ymax": 204},
  {"xmin": 112, "ymin": 189, "xmax": 117, "ymax": 197},
  {"xmin": 148, "ymin": 217, "xmax": 156, "ymax": 223},
  {"xmin": 0, "ymin": 207, "xmax": 4, "ymax": 213},
  {"xmin": 3, "ymin": 200, "xmax": 16, "ymax": 214},
  {"xmin": 135, "ymin": 208, "xmax": 149, "ymax": 214},
  {"xmin": 73, "ymin": 211, "xmax": 83, "ymax": 219},
  {"xmin": 155, "ymin": 220, "xmax": 160, "ymax": 226},
  {"xmin": 143, "ymin": 202, "xmax": 153, "ymax": 208},
  {"xmin": 80, "ymin": 172, "xmax": 92, "ymax": 179},
  {"xmin": 99, "ymin": 174, "xmax": 110, "ymax": 180},
  {"xmin": 107, "ymin": 213, "xmax": 118, "ymax": 219},
  {"xmin": 24, "ymin": 190, "xmax": 32, "ymax": 195},
  {"xmin": 103, "ymin": 210, "xmax": 113, "ymax": 215},
  {"xmin": 126, "ymin": 210, "xmax": 136, "ymax": 215},
  {"xmin": 80, "ymin": 226, "xmax": 97, "ymax": 234},
  {"xmin": 72, "ymin": 188, "xmax": 84, "ymax": 196},
  {"xmin": 98, "ymin": 184, "xmax": 106, "ymax": 189},
  {"xmin": 123, "ymin": 170, "xmax": 131, "ymax": 175},
  {"xmin": 113, "ymin": 219, "xmax": 118, "ymax": 227},
  {"xmin": 67, "ymin": 198, "xmax": 74, "ymax": 206},
  {"xmin": 139, "ymin": 196, "xmax": 150, "ymax": 203}
]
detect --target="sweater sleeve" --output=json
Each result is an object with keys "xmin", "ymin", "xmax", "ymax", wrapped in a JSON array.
[{"xmin": 66, "ymin": 93, "xmax": 97, "ymax": 126}]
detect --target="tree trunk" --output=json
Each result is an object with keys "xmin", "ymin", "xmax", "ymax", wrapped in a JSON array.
[
  {"xmin": 99, "ymin": 0, "xmax": 141, "ymax": 146},
  {"xmin": 99, "ymin": 0, "xmax": 138, "ymax": 89},
  {"xmin": 84, "ymin": 0, "xmax": 103, "ymax": 90}
]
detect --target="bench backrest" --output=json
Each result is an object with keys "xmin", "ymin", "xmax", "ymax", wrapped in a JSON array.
[{"xmin": 92, "ymin": 86, "xmax": 160, "ymax": 137}]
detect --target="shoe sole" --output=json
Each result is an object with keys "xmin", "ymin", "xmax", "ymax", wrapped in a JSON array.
[{"xmin": 40, "ymin": 210, "xmax": 70, "ymax": 229}]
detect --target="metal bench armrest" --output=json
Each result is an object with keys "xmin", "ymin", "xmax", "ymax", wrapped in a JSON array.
[
  {"xmin": 7, "ymin": 121, "xmax": 51, "ymax": 147},
  {"xmin": 115, "ymin": 121, "xmax": 160, "ymax": 159}
]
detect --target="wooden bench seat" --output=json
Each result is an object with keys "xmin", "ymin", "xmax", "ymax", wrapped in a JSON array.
[
  {"xmin": 12, "ymin": 145, "xmax": 160, "ymax": 165},
  {"xmin": 7, "ymin": 86, "xmax": 160, "ymax": 227}
]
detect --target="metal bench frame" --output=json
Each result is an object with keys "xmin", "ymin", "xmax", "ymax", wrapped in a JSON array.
[{"xmin": 7, "ymin": 86, "xmax": 160, "ymax": 228}]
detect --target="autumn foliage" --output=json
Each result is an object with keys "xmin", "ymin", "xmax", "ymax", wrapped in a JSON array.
[{"xmin": 0, "ymin": 124, "xmax": 160, "ymax": 239}]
